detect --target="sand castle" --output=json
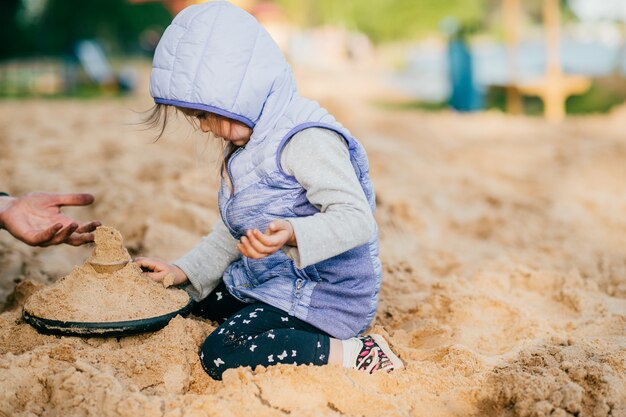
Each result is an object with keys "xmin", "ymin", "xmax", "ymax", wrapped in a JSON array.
[{"xmin": 23, "ymin": 226, "xmax": 189, "ymax": 323}]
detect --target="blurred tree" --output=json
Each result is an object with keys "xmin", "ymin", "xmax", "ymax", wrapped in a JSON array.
[
  {"xmin": 275, "ymin": 0, "xmax": 486, "ymax": 42},
  {"xmin": 278, "ymin": 0, "xmax": 580, "ymax": 42},
  {"xmin": 0, "ymin": 0, "xmax": 32, "ymax": 58},
  {"xmin": 1, "ymin": 0, "xmax": 172, "ymax": 59},
  {"xmin": 36, "ymin": 0, "xmax": 172, "ymax": 55}
]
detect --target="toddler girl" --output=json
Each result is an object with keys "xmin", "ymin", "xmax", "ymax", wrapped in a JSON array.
[{"xmin": 137, "ymin": 0, "xmax": 402, "ymax": 380}]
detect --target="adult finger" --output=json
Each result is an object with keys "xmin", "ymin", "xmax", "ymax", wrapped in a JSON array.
[
  {"xmin": 75, "ymin": 221, "xmax": 101, "ymax": 234},
  {"xmin": 44, "ymin": 223, "xmax": 78, "ymax": 246},
  {"xmin": 53, "ymin": 223, "xmax": 79, "ymax": 244},
  {"xmin": 65, "ymin": 232, "xmax": 96, "ymax": 246},
  {"xmin": 51, "ymin": 193, "xmax": 96, "ymax": 207},
  {"xmin": 27, "ymin": 223, "xmax": 63, "ymax": 246}
]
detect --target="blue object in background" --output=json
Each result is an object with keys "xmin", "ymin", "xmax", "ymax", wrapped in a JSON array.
[
  {"xmin": 75, "ymin": 39, "xmax": 137, "ymax": 93},
  {"xmin": 448, "ymin": 38, "xmax": 484, "ymax": 111}
]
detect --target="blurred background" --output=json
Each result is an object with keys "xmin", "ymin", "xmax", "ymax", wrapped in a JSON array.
[{"xmin": 1, "ymin": 0, "xmax": 625, "ymax": 119}]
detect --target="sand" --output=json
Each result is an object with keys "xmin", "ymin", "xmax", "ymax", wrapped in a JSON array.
[
  {"xmin": 162, "ymin": 272, "xmax": 176, "ymax": 288},
  {"xmin": 0, "ymin": 69, "xmax": 625, "ymax": 416},
  {"xmin": 86, "ymin": 226, "xmax": 131, "ymax": 265},
  {"xmin": 23, "ymin": 226, "xmax": 189, "ymax": 323}
]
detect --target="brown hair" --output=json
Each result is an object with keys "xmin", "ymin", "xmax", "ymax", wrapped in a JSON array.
[
  {"xmin": 142, "ymin": 103, "xmax": 171, "ymax": 141},
  {"xmin": 142, "ymin": 104, "xmax": 239, "ymax": 177}
]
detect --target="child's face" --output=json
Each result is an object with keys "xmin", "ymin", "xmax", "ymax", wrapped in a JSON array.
[{"xmin": 180, "ymin": 108, "xmax": 252, "ymax": 147}]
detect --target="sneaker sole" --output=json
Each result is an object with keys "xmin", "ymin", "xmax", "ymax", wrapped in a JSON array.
[{"xmin": 371, "ymin": 334, "xmax": 404, "ymax": 371}]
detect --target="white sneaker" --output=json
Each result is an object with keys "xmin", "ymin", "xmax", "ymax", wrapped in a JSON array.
[{"xmin": 354, "ymin": 334, "xmax": 403, "ymax": 373}]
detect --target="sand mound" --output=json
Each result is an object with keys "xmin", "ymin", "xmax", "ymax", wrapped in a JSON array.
[
  {"xmin": 23, "ymin": 262, "xmax": 189, "ymax": 322},
  {"xmin": 23, "ymin": 226, "xmax": 189, "ymax": 323},
  {"xmin": 0, "ymin": 313, "xmax": 215, "ymax": 416},
  {"xmin": 478, "ymin": 340, "xmax": 626, "ymax": 417}
]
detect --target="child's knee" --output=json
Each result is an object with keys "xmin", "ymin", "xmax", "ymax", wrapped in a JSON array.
[{"xmin": 198, "ymin": 331, "xmax": 236, "ymax": 380}]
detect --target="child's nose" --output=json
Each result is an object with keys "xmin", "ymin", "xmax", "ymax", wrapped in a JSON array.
[{"xmin": 199, "ymin": 118, "xmax": 211, "ymax": 133}]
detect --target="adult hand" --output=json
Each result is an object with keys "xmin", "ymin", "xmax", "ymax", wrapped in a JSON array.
[
  {"xmin": 0, "ymin": 192, "xmax": 101, "ymax": 246},
  {"xmin": 238, "ymin": 219, "xmax": 297, "ymax": 259},
  {"xmin": 134, "ymin": 257, "xmax": 188, "ymax": 285}
]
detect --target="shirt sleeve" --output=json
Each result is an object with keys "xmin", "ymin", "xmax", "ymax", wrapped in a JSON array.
[
  {"xmin": 280, "ymin": 128, "xmax": 375, "ymax": 269},
  {"xmin": 173, "ymin": 219, "xmax": 240, "ymax": 301}
]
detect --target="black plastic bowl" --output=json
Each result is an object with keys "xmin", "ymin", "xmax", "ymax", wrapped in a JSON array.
[{"xmin": 22, "ymin": 295, "xmax": 194, "ymax": 337}]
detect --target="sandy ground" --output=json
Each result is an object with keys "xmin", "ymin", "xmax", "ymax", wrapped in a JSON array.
[{"xmin": 0, "ymin": 74, "xmax": 625, "ymax": 416}]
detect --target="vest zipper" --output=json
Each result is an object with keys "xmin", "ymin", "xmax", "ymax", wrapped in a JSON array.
[
  {"xmin": 289, "ymin": 278, "xmax": 305, "ymax": 315},
  {"xmin": 295, "ymin": 278, "xmax": 304, "ymax": 297},
  {"xmin": 221, "ymin": 147, "xmax": 244, "ymax": 235}
]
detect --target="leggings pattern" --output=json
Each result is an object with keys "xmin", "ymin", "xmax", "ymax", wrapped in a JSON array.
[{"xmin": 194, "ymin": 282, "xmax": 330, "ymax": 380}]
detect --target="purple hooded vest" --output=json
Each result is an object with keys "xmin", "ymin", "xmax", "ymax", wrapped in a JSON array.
[{"xmin": 150, "ymin": 1, "xmax": 382, "ymax": 339}]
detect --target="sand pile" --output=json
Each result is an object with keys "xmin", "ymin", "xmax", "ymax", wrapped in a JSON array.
[
  {"xmin": 87, "ymin": 226, "xmax": 131, "ymax": 265},
  {"xmin": 0, "ymin": 88, "xmax": 625, "ymax": 416},
  {"xmin": 478, "ymin": 340, "xmax": 624, "ymax": 417},
  {"xmin": 23, "ymin": 226, "xmax": 189, "ymax": 323}
]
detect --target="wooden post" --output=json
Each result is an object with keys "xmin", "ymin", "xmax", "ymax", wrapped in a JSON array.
[
  {"xmin": 517, "ymin": 0, "xmax": 591, "ymax": 122},
  {"xmin": 503, "ymin": 0, "xmax": 523, "ymax": 114},
  {"xmin": 543, "ymin": 0, "xmax": 565, "ymax": 121}
]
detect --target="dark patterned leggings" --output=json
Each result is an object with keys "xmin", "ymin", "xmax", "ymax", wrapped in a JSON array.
[{"xmin": 193, "ymin": 281, "xmax": 330, "ymax": 380}]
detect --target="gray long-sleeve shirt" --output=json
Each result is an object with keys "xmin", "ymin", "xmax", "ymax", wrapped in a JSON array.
[{"xmin": 174, "ymin": 128, "xmax": 375, "ymax": 301}]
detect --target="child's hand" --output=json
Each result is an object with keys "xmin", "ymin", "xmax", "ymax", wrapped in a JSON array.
[
  {"xmin": 134, "ymin": 257, "xmax": 188, "ymax": 285},
  {"xmin": 238, "ymin": 220, "xmax": 297, "ymax": 259}
]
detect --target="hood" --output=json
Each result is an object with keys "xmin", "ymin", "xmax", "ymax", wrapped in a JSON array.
[{"xmin": 150, "ymin": 0, "xmax": 297, "ymax": 143}]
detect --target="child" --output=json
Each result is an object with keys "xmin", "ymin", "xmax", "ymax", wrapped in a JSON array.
[{"xmin": 136, "ymin": 1, "xmax": 402, "ymax": 380}]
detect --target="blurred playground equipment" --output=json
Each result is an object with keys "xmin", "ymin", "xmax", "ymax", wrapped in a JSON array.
[
  {"xmin": 0, "ymin": 58, "xmax": 65, "ymax": 96},
  {"xmin": 0, "ymin": 40, "xmax": 137, "ymax": 97},
  {"xmin": 396, "ymin": 4, "xmax": 623, "ymax": 118},
  {"xmin": 74, "ymin": 40, "xmax": 137, "ymax": 92},
  {"xmin": 503, "ymin": 0, "xmax": 591, "ymax": 121}
]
